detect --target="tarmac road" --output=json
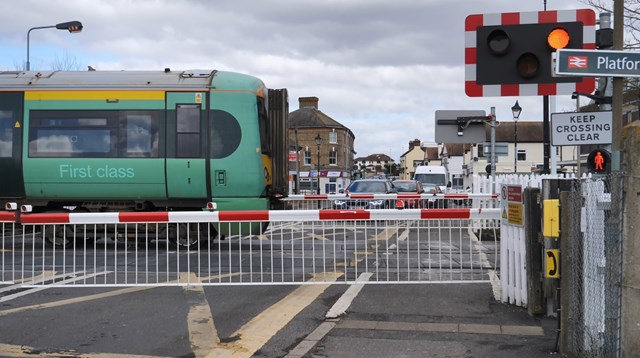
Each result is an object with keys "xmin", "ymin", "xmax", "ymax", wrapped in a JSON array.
[{"xmin": 282, "ymin": 283, "xmax": 558, "ymax": 358}]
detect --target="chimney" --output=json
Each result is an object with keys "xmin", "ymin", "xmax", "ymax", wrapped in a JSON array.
[
  {"xmin": 408, "ymin": 139, "xmax": 421, "ymax": 150},
  {"xmin": 299, "ymin": 96, "xmax": 319, "ymax": 109}
]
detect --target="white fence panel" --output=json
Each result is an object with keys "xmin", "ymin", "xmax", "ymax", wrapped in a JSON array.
[
  {"xmin": 1, "ymin": 208, "xmax": 500, "ymax": 287},
  {"xmin": 476, "ymin": 173, "xmax": 580, "ymax": 307}
]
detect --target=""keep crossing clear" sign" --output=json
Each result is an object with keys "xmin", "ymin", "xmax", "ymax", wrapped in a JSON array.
[{"xmin": 551, "ymin": 111, "xmax": 612, "ymax": 146}]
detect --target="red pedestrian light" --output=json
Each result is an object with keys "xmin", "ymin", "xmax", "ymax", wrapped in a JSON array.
[{"xmin": 587, "ymin": 148, "xmax": 610, "ymax": 173}]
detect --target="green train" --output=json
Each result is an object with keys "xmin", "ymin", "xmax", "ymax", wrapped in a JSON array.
[{"xmin": 0, "ymin": 69, "xmax": 289, "ymax": 247}]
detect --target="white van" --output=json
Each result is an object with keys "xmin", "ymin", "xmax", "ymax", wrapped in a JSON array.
[{"xmin": 413, "ymin": 165, "xmax": 450, "ymax": 192}]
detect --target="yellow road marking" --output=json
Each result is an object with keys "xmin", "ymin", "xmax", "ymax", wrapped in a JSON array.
[
  {"xmin": 0, "ymin": 343, "xmax": 172, "ymax": 357},
  {"xmin": 367, "ymin": 228, "xmax": 399, "ymax": 241},
  {"xmin": 181, "ymin": 273, "xmax": 220, "ymax": 357},
  {"xmin": 0, "ymin": 271, "xmax": 57, "ymax": 287},
  {"xmin": 0, "ymin": 285, "xmax": 157, "ymax": 317},
  {"xmin": 336, "ymin": 259, "xmax": 364, "ymax": 267},
  {"xmin": 0, "ymin": 271, "xmax": 339, "ymax": 357},
  {"xmin": 0, "ymin": 272, "xmax": 246, "ymax": 317},
  {"xmin": 204, "ymin": 272, "xmax": 343, "ymax": 358},
  {"xmin": 308, "ymin": 233, "xmax": 328, "ymax": 241}
]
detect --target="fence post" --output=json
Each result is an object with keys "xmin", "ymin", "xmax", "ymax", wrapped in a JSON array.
[
  {"xmin": 621, "ymin": 121, "xmax": 640, "ymax": 357},
  {"xmin": 524, "ymin": 187, "xmax": 544, "ymax": 315},
  {"xmin": 559, "ymin": 189, "xmax": 577, "ymax": 355}
]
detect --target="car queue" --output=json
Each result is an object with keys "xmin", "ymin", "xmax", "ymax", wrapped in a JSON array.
[{"xmin": 332, "ymin": 178, "xmax": 450, "ymax": 210}]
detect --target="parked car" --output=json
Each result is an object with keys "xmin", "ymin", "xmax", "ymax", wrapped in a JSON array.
[
  {"xmin": 392, "ymin": 180, "xmax": 425, "ymax": 208},
  {"xmin": 333, "ymin": 179, "xmax": 396, "ymax": 209},
  {"xmin": 422, "ymin": 182, "xmax": 446, "ymax": 208}
]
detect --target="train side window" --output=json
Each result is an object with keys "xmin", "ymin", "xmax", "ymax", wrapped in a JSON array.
[
  {"xmin": 176, "ymin": 104, "xmax": 201, "ymax": 158},
  {"xmin": 120, "ymin": 111, "xmax": 160, "ymax": 157},
  {"xmin": 0, "ymin": 112, "xmax": 13, "ymax": 157},
  {"xmin": 210, "ymin": 109, "xmax": 241, "ymax": 159},
  {"xmin": 28, "ymin": 111, "xmax": 116, "ymax": 158}
]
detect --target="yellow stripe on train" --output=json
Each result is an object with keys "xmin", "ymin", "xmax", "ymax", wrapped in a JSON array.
[{"xmin": 25, "ymin": 90, "xmax": 166, "ymax": 101}]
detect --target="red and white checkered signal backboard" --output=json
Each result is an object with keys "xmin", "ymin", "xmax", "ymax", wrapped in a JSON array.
[{"xmin": 465, "ymin": 9, "xmax": 596, "ymax": 97}]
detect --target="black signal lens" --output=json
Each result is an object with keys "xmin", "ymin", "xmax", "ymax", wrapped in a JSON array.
[
  {"xmin": 487, "ymin": 29, "xmax": 510, "ymax": 56},
  {"xmin": 517, "ymin": 53, "xmax": 540, "ymax": 78}
]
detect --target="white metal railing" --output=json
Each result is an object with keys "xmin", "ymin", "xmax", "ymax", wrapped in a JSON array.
[
  {"xmin": 284, "ymin": 193, "xmax": 497, "ymax": 209},
  {"xmin": 1, "ymin": 208, "xmax": 500, "ymax": 287}
]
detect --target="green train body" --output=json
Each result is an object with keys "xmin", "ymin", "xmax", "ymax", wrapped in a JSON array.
[{"xmin": 0, "ymin": 69, "xmax": 289, "ymax": 218}]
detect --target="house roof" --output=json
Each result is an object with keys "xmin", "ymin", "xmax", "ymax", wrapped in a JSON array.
[
  {"xmin": 289, "ymin": 106, "xmax": 353, "ymax": 133},
  {"xmin": 487, "ymin": 121, "xmax": 543, "ymax": 142},
  {"xmin": 425, "ymin": 147, "xmax": 439, "ymax": 161},
  {"xmin": 355, "ymin": 153, "xmax": 394, "ymax": 162},
  {"xmin": 441, "ymin": 143, "xmax": 464, "ymax": 156}
]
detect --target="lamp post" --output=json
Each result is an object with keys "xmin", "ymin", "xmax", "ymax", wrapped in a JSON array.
[
  {"xmin": 314, "ymin": 133, "xmax": 322, "ymax": 194},
  {"xmin": 27, "ymin": 21, "xmax": 83, "ymax": 70},
  {"xmin": 511, "ymin": 100, "xmax": 522, "ymax": 173}
]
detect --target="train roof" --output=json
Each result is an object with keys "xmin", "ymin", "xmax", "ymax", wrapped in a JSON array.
[{"xmin": 0, "ymin": 69, "xmax": 262, "ymax": 91}]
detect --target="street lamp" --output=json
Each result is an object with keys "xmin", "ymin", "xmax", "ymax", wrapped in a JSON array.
[
  {"xmin": 315, "ymin": 133, "xmax": 322, "ymax": 194},
  {"xmin": 511, "ymin": 100, "xmax": 522, "ymax": 173},
  {"xmin": 27, "ymin": 21, "xmax": 83, "ymax": 70}
]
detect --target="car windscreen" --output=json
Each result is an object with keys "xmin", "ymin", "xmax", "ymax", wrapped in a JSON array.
[
  {"xmin": 423, "ymin": 184, "xmax": 440, "ymax": 193},
  {"xmin": 414, "ymin": 173, "xmax": 446, "ymax": 186},
  {"xmin": 394, "ymin": 182, "xmax": 417, "ymax": 192},
  {"xmin": 348, "ymin": 181, "xmax": 387, "ymax": 193}
]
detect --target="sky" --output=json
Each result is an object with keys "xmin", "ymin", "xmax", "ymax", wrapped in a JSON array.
[{"xmin": 0, "ymin": 0, "xmax": 597, "ymax": 162}]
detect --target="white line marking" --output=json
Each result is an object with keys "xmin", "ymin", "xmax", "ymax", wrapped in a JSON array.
[
  {"xmin": 326, "ymin": 272, "xmax": 372, "ymax": 319},
  {"xmin": 181, "ymin": 272, "xmax": 220, "ymax": 357}
]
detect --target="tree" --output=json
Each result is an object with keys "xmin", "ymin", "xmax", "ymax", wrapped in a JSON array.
[
  {"xmin": 578, "ymin": 1, "xmax": 635, "ymax": 47},
  {"xmin": 50, "ymin": 51, "xmax": 82, "ymax": 71},
  {"xmin": 579, "ymin": 0, "xmax": 640, "ymax": 102}
]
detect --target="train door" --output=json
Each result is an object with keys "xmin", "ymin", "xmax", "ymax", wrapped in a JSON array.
[
  {"xmin": 165, "ymin": 92, "xmax": 208, "ymax": 200},
  {"xmin": 0, "ymin": 92, "xmax": 25, "ymax": 198}
]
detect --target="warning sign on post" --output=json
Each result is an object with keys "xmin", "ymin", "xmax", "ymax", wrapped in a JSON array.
[
  {"xmin": 501, "ymin": 184, "xmax": 523, "ymax": 227},
  {"xmin": 508, "ymin": 203, "xmax": 523, "ymax": 226}
]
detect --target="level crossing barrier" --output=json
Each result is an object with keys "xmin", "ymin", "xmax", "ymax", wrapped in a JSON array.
[
  {"xmin": 284, "ymin": 193, "xmax": 498, "ymax": 210},
  {"xmin": 284, "ymin": 193, "xmax": 500, "ymax": 235},
  {"xmin": 0, "ymin": 207, "xmax": 500, "ymax": 287}
]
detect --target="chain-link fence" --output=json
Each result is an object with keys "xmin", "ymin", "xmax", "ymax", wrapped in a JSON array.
[{"xmin": 563, "ymin": 172, "xmax": 624, "ymax": 358}]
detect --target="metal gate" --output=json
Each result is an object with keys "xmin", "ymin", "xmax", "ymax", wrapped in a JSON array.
[{"xmin": 1, "ymin": 208, "xmax": 500, "ymax": 287}]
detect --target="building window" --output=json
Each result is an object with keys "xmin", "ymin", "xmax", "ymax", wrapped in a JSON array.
[
  {"xmin": 517, "ymin": 149, "xmax": 526, "ymax": 161},
  {"xmin": 329, "ymin": 149, "xmax": 337, "ymax": 165},
  {"xmin": 329, "ymin": 131, "xmax": 337, "ymax": 144},
  {"xmin": 304, "ymin": 150, "xmax": 311, "ymax": 165},
  {"xmin": 477, "ymin": 144, "xmax": 485, "ymax": 157}
]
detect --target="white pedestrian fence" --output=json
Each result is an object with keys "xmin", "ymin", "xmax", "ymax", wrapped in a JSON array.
[
  {"xmin": 1, "ymin": 208, "xmax": 500, "ymax": 287},
  {"xmin": 284, "ymin": 192, "xmax": 500, "ymax": 234},
  {"xmin": 283, "ymin": 193, "xmax": 498, "ymax": 211}
]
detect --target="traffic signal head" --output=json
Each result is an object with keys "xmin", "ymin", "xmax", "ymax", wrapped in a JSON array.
[
  {"xmin": 477, "ymin": 22, "xmax": 582, "ymax": 86},
  {"xmin": 587, "ymin": 148, "xmax": 611, "ymax": 174},
  {"xmin": 465, "ymin": 10, "xmax": 596, "ymax": 97}
]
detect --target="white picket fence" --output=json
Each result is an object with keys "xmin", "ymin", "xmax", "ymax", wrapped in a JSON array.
[{"xmin": 473, "ymin": 173, "xmax": 585, "ymax": 307}]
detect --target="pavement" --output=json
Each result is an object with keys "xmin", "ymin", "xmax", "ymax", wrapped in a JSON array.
[{"xmin": 286, "ymin": 282, "xmax": 559, "ymax": 358}]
